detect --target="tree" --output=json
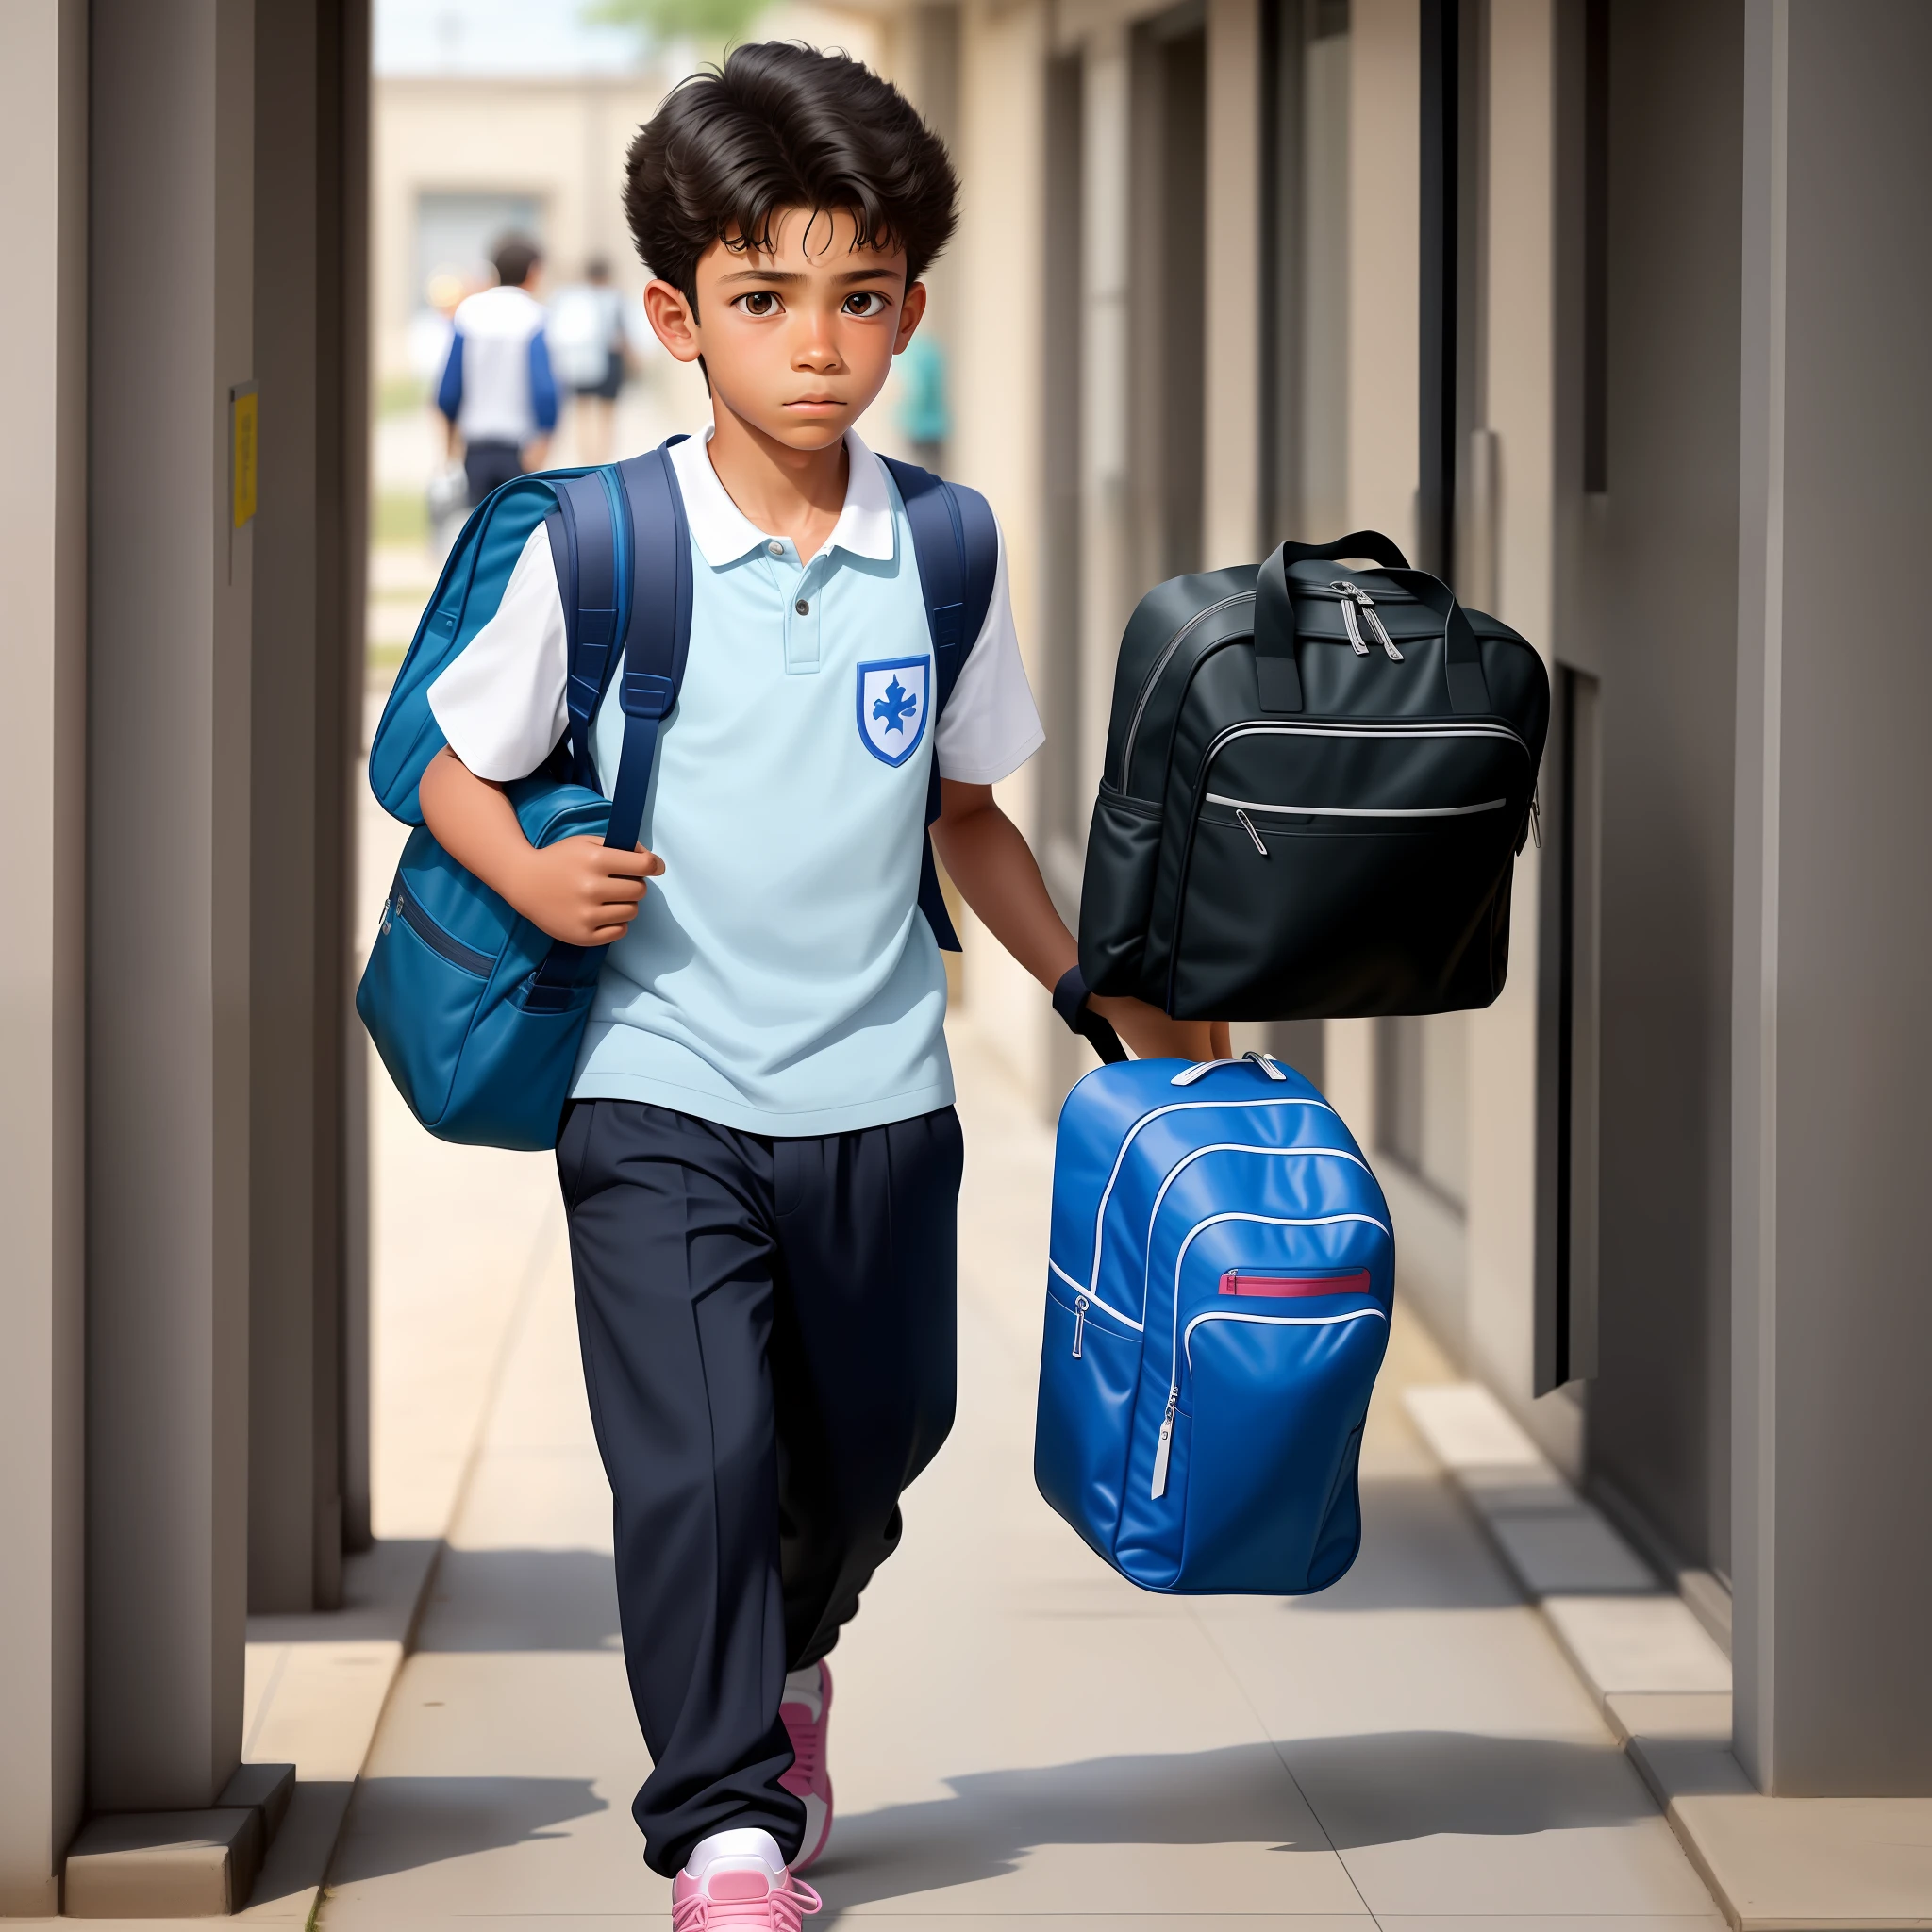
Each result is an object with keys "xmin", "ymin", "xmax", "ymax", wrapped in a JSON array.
[{"xmin": 584, "ymin": 0, "xmax": 770, "ymax": 55}]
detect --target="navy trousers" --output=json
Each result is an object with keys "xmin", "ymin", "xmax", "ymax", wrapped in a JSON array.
[
  {"xmin": 556, "ymin": 1098, "xmax": 963, "ymax": 1875},
  {"xmin": 461, "ymin": 438, "xmax": 523, "ymax": 506}
]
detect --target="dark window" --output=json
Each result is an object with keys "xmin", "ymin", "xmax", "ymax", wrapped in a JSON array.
[
  {"xmin": 1535, "ymin": 666, "xmax": 1603, "ymax": 1391},
  {"xmin": 1042, "ymin": 51, "xmax": 1086, "ymax": 853}
]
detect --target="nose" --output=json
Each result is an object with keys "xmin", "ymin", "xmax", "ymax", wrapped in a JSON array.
[{"xmin": 792, "ymin": 306, "xmax": 844, "ymax": 374}]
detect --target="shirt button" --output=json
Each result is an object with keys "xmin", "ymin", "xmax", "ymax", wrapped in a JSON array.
[
  {"xmin": 767, "ymin": 540, "xmax": 784, "ymax": 557},
  {"xmin": 795, "ymin": 598, "xmax": 810, "ymax": 616}
]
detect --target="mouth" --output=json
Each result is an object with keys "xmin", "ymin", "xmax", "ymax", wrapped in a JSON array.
[{"xmin": 784, "ymin": 397, "xmax": 846, "ymax": 413}]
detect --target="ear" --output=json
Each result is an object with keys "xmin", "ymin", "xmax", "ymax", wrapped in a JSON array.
[
  {"xmin": 892, "ymin": 280, "xmax": 929, "ymax": 355},
  {"xmin": 643, "ymin": 279, "xmax": 702, "ymax": 364}
]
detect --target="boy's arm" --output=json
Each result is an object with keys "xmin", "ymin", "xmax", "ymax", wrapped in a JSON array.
[
  {"xmin": 932, "ymin": 779, "xmax": 1228, "ymax": 1062},
  {"xmin": 417, "ymin": 746, "xmax": 662, "ymax": 946}
]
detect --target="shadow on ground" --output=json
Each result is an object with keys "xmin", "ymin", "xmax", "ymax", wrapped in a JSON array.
[
  {"xmin": 811, "ymin": 1732, "xmax": 1657, "ymax": 1914},
  {"xmin": 326, "ymin": 1775, "xmax": 610, "ymax": 1883}
]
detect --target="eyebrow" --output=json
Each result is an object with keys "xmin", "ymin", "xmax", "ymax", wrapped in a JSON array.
[{"xmin": 714, "ymin": 265, "xmax": 900, "ymax": 287}]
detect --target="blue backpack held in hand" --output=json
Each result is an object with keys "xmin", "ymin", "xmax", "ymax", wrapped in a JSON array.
[
  {"xmin": 1035, "ymin": 1053, "xmax": 1393, "ymax": 1593},
  {"xmin": 357, "ymin": 441, "xmax": 998, "ymax": 1152}
]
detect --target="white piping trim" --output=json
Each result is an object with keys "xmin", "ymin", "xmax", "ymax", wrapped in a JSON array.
[
  {"xmin": 1048, "ymin": 1257, "xmax": 1138, "ymax": 1330},
  {"xmin": 1076, "ymin": 1095, "xmax": 1338, "ymax": 1313},
  {"xmin": 1137, "ymin": 1146, "xmax": 1372, "ymax": 1316},
  {"xmin": 1183, "ymin": 1306, "xmax": 1387, "ymax": 1374},
  {"xmin": 1206, "ymin": 793, "xmax": 1506, "ymax": 820},
  {"xmin": 1210, "ymin": 721, "xmax": 1529, "ymax": 750}
]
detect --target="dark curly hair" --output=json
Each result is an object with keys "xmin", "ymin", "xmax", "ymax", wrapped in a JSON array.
[{"xmin": 624, "ymin": 42, "xmax": 958, "ymax": 311}]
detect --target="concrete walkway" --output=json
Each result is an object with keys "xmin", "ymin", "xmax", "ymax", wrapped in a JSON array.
[{"xmin": 315, "ymin": 1015, "xmax": 1725, "ymax": 1930}]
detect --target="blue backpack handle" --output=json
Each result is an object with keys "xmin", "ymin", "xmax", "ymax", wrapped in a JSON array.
[{"xmin": 880, "ymin": 456, "xmax": 999, "ymax": 952}]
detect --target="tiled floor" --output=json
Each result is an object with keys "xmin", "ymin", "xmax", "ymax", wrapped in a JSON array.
[{"xmin": 317, "ymin": 1018, "xmax": 1725, "ymax": 1930}]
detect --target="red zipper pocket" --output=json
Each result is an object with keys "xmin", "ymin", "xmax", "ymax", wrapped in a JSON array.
[{"xmin": 1218, "ymin": 1269, "xmax": 1373, "ymax": 1299}]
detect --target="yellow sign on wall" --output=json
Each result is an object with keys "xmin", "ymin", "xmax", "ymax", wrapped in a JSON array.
[{"xmin": 232, "ymin": 388, "xmax": 258, "ymax": 528}]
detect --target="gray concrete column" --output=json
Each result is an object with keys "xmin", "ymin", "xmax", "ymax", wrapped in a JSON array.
[
  {"xmin": 0, "ymin": 0, "xmax": 89, "ymax": 1910},
  {"xmin": 249, "ymin": 0, "xmax": 340, "ymax": 1618},
  {"xmin": 88, "ymin": 0, "xmax": 256, "ymax": 1811},
  {"xmin": 1732, "ymin": 0, "xmax": 1932, "ymax": 1795}
]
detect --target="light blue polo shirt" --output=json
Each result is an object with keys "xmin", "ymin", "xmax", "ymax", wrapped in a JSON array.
[{"xmin": 427, "ymin": 429, "xmax": 1043, "ymax": 1136}]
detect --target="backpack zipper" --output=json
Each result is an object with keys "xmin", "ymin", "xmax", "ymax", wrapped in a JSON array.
[
  {"xmin": 1072, "ymin": 1294, "xmax": 1089, "ymax": 1358},
  {"xmin": 389, "ymin": 877, "xmax": 494, "ymax": 978},
  {"xmin": 1328, "ymin": 581, "xmax": 1403, "ymax": 659},
  {"xmin": 1151, "ymin": 1385, "xmax": 1181, "ymax": 1497},
  {"xmin": 1205, "ymin": 718, "xmax": 1531, "ymax": 759},
  {"xmin": 1220, "ymin": 1268, "xmax": 1374, "ymax": 1297},
  {"xmin": 1116, "ymin": 592, "xmax": 1251, "ymax": 791},
  {"xmin": 1210, "ymin": 792, "xmax": 1507, "ymax": 824}
]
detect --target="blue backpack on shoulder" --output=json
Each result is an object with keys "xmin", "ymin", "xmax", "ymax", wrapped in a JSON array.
[
  {"xmin": 1035, "ymin": 1053, "xmax": 1393, "ymax": 1593},
  {"xmin": 358, "ymin": 441, "xmax": 997, "ymax": 1152}
]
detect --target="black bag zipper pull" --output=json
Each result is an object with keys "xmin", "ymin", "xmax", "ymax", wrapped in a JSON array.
[
  {"xmin": 1236, "ymin": 808, "xmax": 1269, "ymax": 857},
  {"xmin": 1330, "ymin": 580, "xmax": 1404, "ymax": 660}
]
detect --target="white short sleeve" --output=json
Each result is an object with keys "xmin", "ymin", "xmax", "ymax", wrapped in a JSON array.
[
  {"xmin": 425, "ymin": 525, "xmax": 571, "ymax": 782},
  {"xmin": 934, "ymin": 521, "xmax": 1045, "ymax": 784}
]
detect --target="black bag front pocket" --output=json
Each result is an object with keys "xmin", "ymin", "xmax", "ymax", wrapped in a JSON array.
[
  {"xmin": 1078, "ymin": 784, "xmax": 1167, "ymax": 999},
  {"xmin": 1166, "ymin": 808, "xmax": 1518, "ymax": 1019}
]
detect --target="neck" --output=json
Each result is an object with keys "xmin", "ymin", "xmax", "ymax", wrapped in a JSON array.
[{"xmin": 703, "ymin": 398, "xmax": 849, "ymax": 557}]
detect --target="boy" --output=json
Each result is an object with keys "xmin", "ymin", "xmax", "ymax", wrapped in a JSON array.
[
  {"xmin": 417, "ymin": 43, "xmax": 1214, "ymax": 1926},
  {"xmin": 437, "ymin": 234, "xmax": 558, "ymax": 506}
]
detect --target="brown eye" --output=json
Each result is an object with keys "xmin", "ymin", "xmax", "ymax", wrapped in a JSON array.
[
  {"xmin": 740, "ymin": 291, "xmax": 777, "ymax": 317},
  {"xmin": 843, "ymin": 291, "xmax": 886, "ymax": 317}
]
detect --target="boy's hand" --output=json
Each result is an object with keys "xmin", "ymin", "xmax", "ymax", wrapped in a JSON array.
[{"xmin": 514, "ymin": 836, "xmax": 664, "ymax": 946}]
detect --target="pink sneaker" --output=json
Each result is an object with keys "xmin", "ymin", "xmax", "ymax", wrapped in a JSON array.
[
  {"xmin": 778, "ymin": 1661, "xmax": 834, "ymax": 1869},
  {"xmin": 672, "ymin": 1857, "xmax": 821, "ymax": 1930}
]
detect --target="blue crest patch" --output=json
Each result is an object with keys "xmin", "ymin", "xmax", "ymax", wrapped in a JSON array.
[{"xmin": 856, "ymin": 657, "xmax": 931, "ymax": 768}]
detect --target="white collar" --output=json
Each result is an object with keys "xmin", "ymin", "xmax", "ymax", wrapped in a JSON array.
[{"xmin": 666, "ymin": 426, "xmax": 897, "ymax": 568}]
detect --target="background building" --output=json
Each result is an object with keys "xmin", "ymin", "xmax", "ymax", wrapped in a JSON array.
[{"xmin": 897, "ymin": 0, "xmax": 1932, "ymax": 1813}]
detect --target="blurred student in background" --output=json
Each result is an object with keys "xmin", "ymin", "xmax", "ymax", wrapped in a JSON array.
[
  {"xmin": 549, "ymin": 256, "xmax": 630, "ymax": 465},
  {"xmin": 436, "ymin": 235, "xmax": 558, "ymax": 507}
]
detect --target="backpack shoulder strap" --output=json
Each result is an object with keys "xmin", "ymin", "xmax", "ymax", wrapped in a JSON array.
[
  {"xmin": 523, "ymin": 440, "xmax": 692, "ymax": 1004},
  {"xmin": 544, "ymin": 469, "xmax": 626, "ymax": 788},
  {"xmin": 602, "ymin": 442, "xmax": 693, "ymax": 853},
  {"xmin": 879, "ymin": 456, "xmax": 1000, "ymax": 955},
  {"xmin": 880, "ymin": 455, "xmax": 999, "ymax": 714}
]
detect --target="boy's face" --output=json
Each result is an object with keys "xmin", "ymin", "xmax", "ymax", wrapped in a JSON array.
[{"xmin": 642, "ymin": 207, "xmax": 926, "ymax": 452}]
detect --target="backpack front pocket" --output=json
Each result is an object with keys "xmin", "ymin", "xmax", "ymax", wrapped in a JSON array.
[
  {"xmin": 1175, "ymin": 1306, "xmax": 1388, "ymax": 1592},
  {"xmin": 1167, "ymin": 722, "xmax": 1530, "ymax": 1019},
  {"xmin": 358, "ymin": 879, "xmax": 495, "ymax": 1124}
]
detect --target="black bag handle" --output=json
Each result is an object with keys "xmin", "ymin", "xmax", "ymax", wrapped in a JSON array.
[
  {"xmin": 1053, "ymin": 964, "xmax": 1128, "ymax": 1065},
  {"xmin": 1253, "ymin": 539, "xmax": 1491, "ymax": 715},
  {"xmin": 1273, "ymin": 530, "xmax": 1411, "ymax": 571}
]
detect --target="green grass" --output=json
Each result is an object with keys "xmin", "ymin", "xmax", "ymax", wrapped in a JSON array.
[
  {"xmin": 374, "ymin": 489, "xmax": 429, "ymax": 547},
  {"xmin": 378, "ymin": 373, "xmax": 427, "ymax": 418}
]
